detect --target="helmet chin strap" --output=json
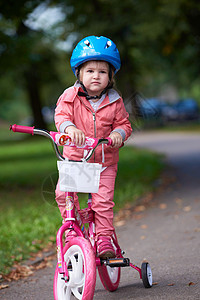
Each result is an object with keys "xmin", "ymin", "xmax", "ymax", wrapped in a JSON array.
[
  {"xmin": 78, "ymin": 81, "xmax": 109, "ymax": 100},
  {"xmin": 78, "ymin": 92, "xmax": 102, "ymax": 100}
]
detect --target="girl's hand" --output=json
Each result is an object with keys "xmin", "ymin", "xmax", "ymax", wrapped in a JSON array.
[
  {"xmin": 65, "ymin": 126, "xmax": 85, "ymax": 146},
  {"xmin": 109, "ymin": 132, "xmax": 123, "ymax": 148}
]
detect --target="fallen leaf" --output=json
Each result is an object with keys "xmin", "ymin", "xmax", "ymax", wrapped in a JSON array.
[
  {"xmin": 183, "ymin": 206, "xmax": 191, "ymax": 212},
  {"xmin": 141, "ymin": 224, "xmax": 148, "ymax": 229},
  {"xmin": 3, "ymin": 265, "xmax": 33, "ymax": 281},
  {"xmin": 168, "ymin": 283, "xmax": 175, "ymax": 286},
  {"xmin": 0, "ymin": 284, "xmax": 9, "ymax": 289},
  {"xmin": 194, "ymin": 228, "xmax": 200, "ymax": 232},
  {"xmin": 140, "ymin": 235, "xmax": 146, "ymax": 240},
  {"xmin": 34, "ymin": 261, "xmax": 47, "ymax": 270},
  {"xmin": 134, "ymin": 205, "xmax": 146, "ymax": 212},
  {"xmin": 188, "ymin": 282, "xmax": 196, "ymax": 286},
  {"xmin": 152, "ymin": 282, "xmax": 158, "ymax": 285},
  {"xmin": 175, "ymin": 198, "xmax": 183, "ymax": 205},
  {"xmin": 114, "ymin": 210, "xmax": 125, "ymax": 223},
  {"xmin": 115, "ymin": 220, "xmax": 125, "ymax": 227},
  {"xmin": 159, "ymin": 203, "xmax": 167, "ymax": 210}
]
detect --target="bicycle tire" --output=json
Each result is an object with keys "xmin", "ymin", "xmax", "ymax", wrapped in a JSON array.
[
  {"xmin": 54, "ymin": 237, "xmax": 96, "ymax": 300},
  {"xmin": 98, "ymin": 264, "xmax": 121, "ymax": 292},
  {"xmin": 141, "ymin": 262, "xmax": 152, "ymax": 288}
]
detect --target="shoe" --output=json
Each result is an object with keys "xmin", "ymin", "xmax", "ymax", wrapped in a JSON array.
[{"xmin": 97, "ymin": 236, "xmax": 116, "ymax": 258}]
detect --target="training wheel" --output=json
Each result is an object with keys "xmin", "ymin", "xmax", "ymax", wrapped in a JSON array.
[{"xmin": 141, "ymin": 262, "xmax": 153, "ymax": 288}]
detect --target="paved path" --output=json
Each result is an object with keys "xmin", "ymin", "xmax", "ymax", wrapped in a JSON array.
[{"xmin": 1, "ymin": 131, "xmax": 200, "ymax": 300}]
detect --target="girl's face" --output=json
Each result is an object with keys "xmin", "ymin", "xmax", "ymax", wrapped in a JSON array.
[{"xmin": 79, "ymin": 61, "xmax": 110, "ymax": 98}]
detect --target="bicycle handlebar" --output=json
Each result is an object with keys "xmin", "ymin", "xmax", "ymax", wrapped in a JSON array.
[
  {"xmin": 10, "ymin": 124, "xmax": 35, "ymax": 135},
  {"xmin": 10, "ymin": 124, "xmax": 113, "ymax": 162}
]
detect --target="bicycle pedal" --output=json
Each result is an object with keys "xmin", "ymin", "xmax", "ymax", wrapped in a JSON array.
[{"xmin": 105, "ymin": 257, "xmax": 130, "ymax": 267}]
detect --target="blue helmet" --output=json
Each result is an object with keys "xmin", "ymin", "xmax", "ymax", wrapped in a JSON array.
[{"xmin": 70, "ymin": 36, "xmax": 121, "ymax": 75}]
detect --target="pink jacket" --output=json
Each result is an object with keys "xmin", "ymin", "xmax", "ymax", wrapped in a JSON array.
[{"xmin": 55, "ymin": 84, "xmax": 132, "ymax": 167}]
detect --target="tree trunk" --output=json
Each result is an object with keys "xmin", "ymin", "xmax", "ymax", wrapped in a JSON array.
[
  {"xmin": 16, "ymin": 21, "xmax": 47, "ymax": 129},
  {"xmin": 24, "ymin": 66, "xmax": 47, "ymax": 129}
]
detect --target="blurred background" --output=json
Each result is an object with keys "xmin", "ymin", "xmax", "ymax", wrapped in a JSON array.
[
  {"xmin": 1, "ymin": 0, "xmax": 200, "ymax": 278},
  {"xmin": 0, "ymin": 0, "xmax": 200, "ymax": 129}
]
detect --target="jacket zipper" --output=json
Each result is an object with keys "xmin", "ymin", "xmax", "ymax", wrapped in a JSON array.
[
  {"xmin": 92, "ymin": 112, "xmax": 96, "ymax": 138},
  {"xmin": 78, "ymin": 95, "xmax": 120, "ymax": 162},
  {"xmin": 92, "ymin": 112, "xmax": 96, "ymax": 162},
  {"xmin": 78, "ymin": 97, "xmax": 97, "ymax": 161}
]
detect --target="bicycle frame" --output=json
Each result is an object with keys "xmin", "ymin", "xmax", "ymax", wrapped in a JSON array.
[
  {"xmin": 10, "ymin": 124, "xmax": 153, "ymax": 294},
  {"xmin": 56, "ymin": 190, "xmax": 126, "ymax": 280},
  {"xmin": 56, "ymin": 192, "xmax": 83, "ymax": 277}
]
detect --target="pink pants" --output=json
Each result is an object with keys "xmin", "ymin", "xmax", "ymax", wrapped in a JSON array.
[{"xmin": 55, "ymin": 163, "xmax": 118, "ymax": 238}]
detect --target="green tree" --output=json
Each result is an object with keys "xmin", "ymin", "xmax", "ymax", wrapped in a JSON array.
[
  {"xmin": 57, "ymin": 0, "xmax": 200, "ymax": 100},
  {"xmin": 0, "ymin": 0, "xmax": 63, "ymax": 127},
  {"xmin": 1, "ymin": 0, "xmax": 200, "ymax": 127}
]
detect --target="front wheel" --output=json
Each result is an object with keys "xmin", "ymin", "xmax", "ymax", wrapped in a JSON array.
[
  {"xmin": 141, "ymin": 262, "xmax": 153, "ymax": 288},
  {"xmin": 54, "ymin": 237, "xmax": 96, "ymax": 300}
]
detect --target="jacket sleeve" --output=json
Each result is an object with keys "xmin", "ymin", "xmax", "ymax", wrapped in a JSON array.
[
  {"xmin": 111, "ymin": 98, "xmax": 132, "ymax": 141},
  {"xmin": 54, "ymin": 87, "xmax": 77, "ymax": 133}
]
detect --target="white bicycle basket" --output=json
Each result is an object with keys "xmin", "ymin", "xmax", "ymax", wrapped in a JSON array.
[{"xmin": 57, "ymin": 161, "xmax": 102, "ymax": 193}]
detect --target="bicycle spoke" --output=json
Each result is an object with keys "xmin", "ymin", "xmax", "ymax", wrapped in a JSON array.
[
  {"xmin": 65, "ymin": 284, "xmax": 73, "ymax": 299},
  {"xmin": 71, "ymin": 286, "xmax": 83, "ymax": 300}
]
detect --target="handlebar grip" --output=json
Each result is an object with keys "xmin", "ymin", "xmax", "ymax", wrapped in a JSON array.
[
  {"xmin": 10, "ymin": 124, "xmax": 35, "ymax": 135},
  {"xmin": 106, "ymin": 137, "xmax": 113, "ymax": 146},
  {"xmin": 105, "ymin": 137, "xmax": 124, "ymax": 148}
]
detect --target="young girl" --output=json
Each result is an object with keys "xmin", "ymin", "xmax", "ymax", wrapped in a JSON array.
[{"xmin": 55, "ymin": 36, "xmax": 132, "ymax": 258}]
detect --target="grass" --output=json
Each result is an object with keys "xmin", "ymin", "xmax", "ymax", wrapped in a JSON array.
[
  {"xmin": 0, "ymin": 190, "xmax": 61, "ymax": 274},
  {"xmin": 115, "ymin": 146, "xmax": 164, "ymax": 209},
  {"xmin": 0, "ymin": 129, "xmax": 164, "ymax": 275}
]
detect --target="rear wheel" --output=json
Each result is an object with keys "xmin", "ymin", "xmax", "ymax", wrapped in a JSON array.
[
  {"xmin": 54, "ymin": 237, "xmax": 96, "ymax": 299},
  {"xmin": 98, "ymin": 264, "xmax": 120, "ymax": 292}
]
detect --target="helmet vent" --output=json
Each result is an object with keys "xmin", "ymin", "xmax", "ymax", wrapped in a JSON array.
[
  {"xmin": 105, "ymin": 41, "xmax": 112, "ymax": 48},
  {"xmin": 70, "ymin": 36, "xmax": 121, "ymax": 75},
  {"xmin": 84, "ymin": 40, "xmax": 91, "ymax": 47}
]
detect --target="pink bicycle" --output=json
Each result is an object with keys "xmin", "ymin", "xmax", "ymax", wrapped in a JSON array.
[{"xmin": 10, "ymin": 124, "xmax": 153, "ymax": 300}]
